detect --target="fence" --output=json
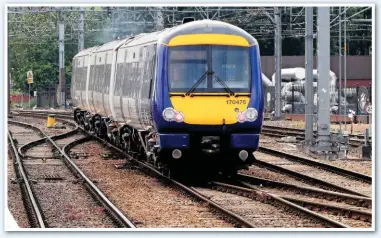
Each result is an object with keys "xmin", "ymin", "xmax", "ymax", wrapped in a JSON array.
[
  {"xmin": 10, "ymin": 94, "xmax": 33, "ymax": 104},
  {"xmin": 36, "ymin": 84, "xmax": 71, "ymax": 108}
]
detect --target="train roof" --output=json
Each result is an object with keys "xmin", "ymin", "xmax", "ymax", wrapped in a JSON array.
[
  {"xmin": 73, "ymin": 20, "xmax": 258, "ymax": 59},
  {"xmin": 74, "ymin": 46, "xmax": 99, "ymax": 58},
  {"xmin": 159, "ymin": 19, "xmax": 258, "ymax": 46},
  {"xmin": 93, "ymin": 38, "xmax": 126, "ymax": 53}
]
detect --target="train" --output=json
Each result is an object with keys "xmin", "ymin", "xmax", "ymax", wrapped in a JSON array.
[{"xmin": 71, "ymin": 19, "xmax": 264, "ymax": 175}]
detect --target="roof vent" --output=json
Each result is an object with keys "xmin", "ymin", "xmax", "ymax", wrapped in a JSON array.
[{"xmin": 182, "ymin": 17, "xmax": 195, "ymax": 24}]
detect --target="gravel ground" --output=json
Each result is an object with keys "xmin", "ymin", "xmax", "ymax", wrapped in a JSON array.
[
  {"xmin": 71, "ymin": 141, "xmax": 234, "ymax": 228},
  {"xmin": 254, "ymin": 151, "xmax": 372, "ymax": 197},
  {"xmin": 7, "ymin": 151, "xmax": 30, "ymax": 228},
  {"xmin": 54, "ymin": 133, "xmax": 85, "ymax": 148},
  {"xmin": 322, "ymin": 213, "xmax": 371, "ymax": 228},
  {"xmin": 24, "ymin": 144, "xmax": 54, "ymax": 158},
  {"xmin": 8, "ymin": 125, "xmax": 41, "ymax": 146},
  {"xmin": 33, "ymin": 182, "xmax": 115, "ymax": 228},
  {"xmin": 195, "ymin": 187, "xmax": 323, "ymax": 228},
  {"xmin": 260, "ymin": 135, "xmax": 372, "ymax": 176}
]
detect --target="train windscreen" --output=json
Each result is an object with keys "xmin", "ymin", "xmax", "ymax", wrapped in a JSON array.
[{"xmin": 168, "ymin": 45, "xmax": 251, "ymax": 93}]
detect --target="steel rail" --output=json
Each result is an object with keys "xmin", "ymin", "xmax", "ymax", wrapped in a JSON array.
[
  {"xmin": 210, "ymin": 181, "xmax": 349, "ymax": 228},
  {"xmin": 19, "ymin": 128, "xmax": 80, "ymax": 158},
  {"xmin": 12, "ymin": 111, "xmax": 74, "ymax": 121},
  {"xmin": 282, "ymin": 196, "xmax": 371, "ymax": 222},
  {"xmin": 8, "ymin": 130, "xmax": 46, "ymax": 228},
  {"xmin": 253, "ymin": 159, "xmax": 369, "ymax": 197},
  {"xmin": 258, "ymin": 146, "xmax": 372, "ymax": 183},
  {"xmin": 236, "ymin": 173, "xmax": 371, "ymax": 208},
  {"xmin": 8, "ymin": 120, "xmax": 136, "ymax": 228}
]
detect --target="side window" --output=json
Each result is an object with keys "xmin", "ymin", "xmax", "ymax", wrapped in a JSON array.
[
  {"xmin": 142, "ymin": 46, "xmax": 147, "ymax": 61},
  {"xmin": 139, "ymin": 47, "xmax": 143, "ymax": 59}
]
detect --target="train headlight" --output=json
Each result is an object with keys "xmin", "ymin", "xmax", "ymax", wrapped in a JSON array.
[
  {"xmin": 163, "ymin": 108, "xmax": 176, "ymax": 121},
  {"xmin": 245, "ymin": 108, "xmax": 258, "ymax": 122},
  {"xmin": 163, "ymin": 107, "xmax": 184, "ymax": 123}
]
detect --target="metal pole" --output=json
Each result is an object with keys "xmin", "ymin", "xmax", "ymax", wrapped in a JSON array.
[
  {"xmin": 316, "ymin": 7, "xmax": 332, "ymax": 150},
  {"xmin": 8, "ymin": 33, "xmax": 12, "ymax": 117},
  {"xmin": 338, "ymin": 6, "xmax": 342, "ymax": 132},
  {"xmin": 156, "ymin": 7, "xmax": 164, "ymax": 30},
  {"xmin": 21, "ymin": 89, "xmax": 23, "ymax": 108},
  {"xmin": 29, "ymin": 83, "xmax": 31, "ymax": 108},
  {"xmin": 58, "ymin": 12, "xmax": 65, "ymax": 108},
  {"xmin": 305, "ymin": 7, "xmax": 314, "ymax": 143},
  {"xmin": 344, "ymin": 7, "xmax": 347, "ymax": 131},
  {"xmin": 274, "ymin": 7, "xmax": 282, "ymax": 119},
  {"xmin": 8, "ymin": 71, "xmax": 11, "ymax": 115},
  {"xmin": 173, "ymin": 7, "xmax": 175, "ymax": 27},
  {"xmin": 78, "ymin": 7, "xmax": 84, "ymax": 52}
]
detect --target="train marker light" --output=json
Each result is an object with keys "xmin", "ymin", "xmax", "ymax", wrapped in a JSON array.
[
  {"xmin": 237, "ymin": 113, "xmax": 246, "ymax": 123},
  {"xmin": 175, "ymin": 112, "xmax": 184, "ymax": 123}
]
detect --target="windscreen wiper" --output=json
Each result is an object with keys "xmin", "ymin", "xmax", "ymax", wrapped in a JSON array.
[
  {"xmin": 185, "ymin": 71, "xmax": 210, "ymax": 96},
  {"xmin": 185, "ymin": 70, "xmax": 236, "ymax": 97},
  {"xmin": 211, "ymin": 71, "xmax": 236, "ymax": 96}
]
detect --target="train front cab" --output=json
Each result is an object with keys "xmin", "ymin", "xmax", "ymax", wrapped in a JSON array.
[{"xmin": 153, "ymin": 29, "xmax": 264, "ymax": 172}]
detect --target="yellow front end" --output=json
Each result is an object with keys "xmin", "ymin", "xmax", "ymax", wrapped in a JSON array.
[
  {"xmin": 170, "ymin": 94, "xmax": 250, "ymax": 125},
  {"xmin": 167, "ymin": 33, "xmax": 253, "ymax": 125}
]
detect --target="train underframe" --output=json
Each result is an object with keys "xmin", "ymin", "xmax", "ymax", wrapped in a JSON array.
[{"xmin": 74, "ymin": 108, "xmax": 256, "ymax": 178}]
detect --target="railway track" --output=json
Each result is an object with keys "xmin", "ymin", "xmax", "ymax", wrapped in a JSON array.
[
  {"xmin": 11, "ymin": 112, "xmax": 254, "ymax": 227},
  {"xmin": 76, "ymin": 127, "xmax": 255, "ymax": 228},
  {"xmin": 80, "ymin": 124, "xmax": 353, "ymax": 228},
  {"xmin": 8, "ymin": 130, "xmax": 45, "ymax": 228},
  {"xmin": 236, "ymin": 174, "xmax": 371, "ymax": 209},
  {"xmin": 258, "ymin": 146, "xmax": 371, "ymax": 183},
  {"xmin": 252, "ymin": 151, "xmax": 371, "ymax": 198},
  {"xmin": 262, "ymin": 125, "xmax": 370, "ymax": 147},
  {"xmin": 209, "ymin": 181, "xmax": 370, "ymax": 227},
  {"xmin": 8, "ymin": 119, "xmax": 135, "ymax": 228},
  {"xmin": 12, "ymin": 110, "xmax": 372, "ymax": 228},
  {"xmin": 192, "ymin": 183, "xmax": 348, "ymax": 228}
]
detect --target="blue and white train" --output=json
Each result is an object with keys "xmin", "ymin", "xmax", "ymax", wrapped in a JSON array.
[{"xmin": 71, "ymin": 19, "xmax": 264, "ymax": 174}]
